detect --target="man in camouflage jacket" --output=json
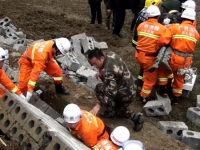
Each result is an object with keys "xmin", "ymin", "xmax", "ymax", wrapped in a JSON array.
[{"xmin": 88, "ymin": 49, "xmax": 144, "ymax": 131}]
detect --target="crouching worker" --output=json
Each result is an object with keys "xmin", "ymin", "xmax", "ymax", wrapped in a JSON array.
[
  {"xmin": 0, "ymin": 47, "xmax": 25, "ymax": 99},
  {"xmin": 63, "ymin": 103, "xmax": 109, "ymax": 149},
  {"xmin": 17, "ymin": 38, "xmax": 71, "ymax": 101},
  {"xmin": 88, "ymin": 49, "xmax": 144, "ymax": 132}
]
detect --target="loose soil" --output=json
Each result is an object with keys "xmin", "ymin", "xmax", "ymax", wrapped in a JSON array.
[{"xmin": 0, "ymin": 0, "xmax": 200, "ymax": 149}]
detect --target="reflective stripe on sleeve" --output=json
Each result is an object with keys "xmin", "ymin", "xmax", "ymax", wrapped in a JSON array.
[
  {"xmin": 28, "ymin": 80, "xmax": 36, "ymax": 86},
  {"xmin": 11, "ymin": 86, "xmax": 18, "ymax": 93},
  {"xmin": 92, "ymin": 145, "xmax": 99, "ymax": 150},
  {"xmin": 168, "ymin": 73, "xmax": 174, "ymax": 79},
  {"xmin": 31, "ymin": 43, "xmax": 39, "ymax": 60},
  {"xmin": 138, "ymin": 75, "xmax": 143, "ymax": 80},
  {"xmin": 132, "ymin": 39, "xmax": 138, "ymax": 45},
  {"xmin": 53, "ymin": 77, "xmax": 63, "ymax": 81}
]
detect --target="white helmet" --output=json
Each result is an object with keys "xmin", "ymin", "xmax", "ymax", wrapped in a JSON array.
[
  {"xmin": 0, "ymin": 47, "xmax": 9, "ymax": 61},
  {"xmin": 110, "ymin": 126, "xmax": 130, "ymax": 146},
  {"xmin": 55, "ymin": 37, "xmax": 71, "ymax": 55},
  {"xmin": 181, "ymin": 8, "xmax": 196, "ymax": 20},
  {"xmin": 63, "ymin": 103, "xmax": 81, "ymax": 123},
  {"xmin": 181, "ymin": 0, "xmax": 196, "ymax": 10},
  {"xmin": 146, "ymin": 5, "xmax": 161, "ymax": 18},
  {"xmin": 122, "ymin": 140, "xmax": 144, "ymax": 150}
]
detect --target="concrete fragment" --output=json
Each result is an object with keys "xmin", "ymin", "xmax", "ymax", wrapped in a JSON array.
[
  {"xmin": 181, "ymin": 130, "xmax": 200, "ymax": 150},
  {"xmin": 0, "ymin": 109, "xmax": 16, "ymax": 134},
  {"xmin": 73, "ymin": 51, "xmax": 92, "ymax": 68},
  {"xmin": 5, "ymin": 67, "xmax": 13, "ymax": 78},
  {"xmin": 76, "ymin": 66, "xmax": 97, "ymax": 79},
  {"xmin": 10, "ymin": 70, "xmax": 19, "ymax": 83},
  {"xmin": 2, "ymin": 64, "xmax": 9, "ymax": 72},
  {"xmin": 62, "ymin": 53, "xmax": 80, "ymax": 71},
  {"xmin": 157, "ymin": 121, "xmax": 188, "ymax": 140},
  {"xmin": 197, "ymin": 95, "xmax": 200, "ymax": 108},
  {"xmin": 143, "ymin": 100, "xmax": 172, "ymax": 116},
  {"xmin": 86, "ymin": 76, "xmax": 102, "ymax": 89},
  {"xmin": 15, "ymin": 31, "xmax": 26, "ymax": 38},
  {"xmin": 187, "ymin": 107, "xmax": 200, "ymax": 128},
  {"xmin": 183, "ymin": 74, "xmax": 197, "ymax": 91},
  {"xmin": 4, "ymin": 37, "xmax": 19, "ymax": 46},
  {"xmin": 56, "ymin": 55, "xmax": 65, "ymax": 64},
  {"xmin": 0, "ymin": 27, "xmax": 6, "ymax": 35},
  {"xmin": 71, "ymin": 33, "xmax": 87, "ymax": 41}
]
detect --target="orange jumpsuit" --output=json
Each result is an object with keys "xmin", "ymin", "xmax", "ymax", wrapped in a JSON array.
[
  {"xmin": 17, "ymin": 40, "xmax": 63, "ymax": 94},
  {"xmin": 135, "ymin": 18, "xmax": 167, "ymax": 98},
  {"xmin": 68, "ymin": 110, "xmax": 109, "ymax": 148},
  {"xmin": 0, "ymin": 69, "xmax": 21, "ymax": 98},
  {"xmin": 93, "ymin": 139, "xmax": 119, "ymax": 150},
  {"xmin": 157, "ymin": 21, "xmax": 199, "ymax": 97}
]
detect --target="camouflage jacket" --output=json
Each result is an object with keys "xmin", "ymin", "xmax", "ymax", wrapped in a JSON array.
[{"xmin": 100, "ymin": 52, "xmax": 136, "ymax": 103}]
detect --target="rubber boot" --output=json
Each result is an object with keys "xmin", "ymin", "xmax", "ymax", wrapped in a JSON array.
[
  {"xmin": 160, "ymin": 47, "xmax": 172, "ymax": 73},
  {"xmin": 131, "ymin": 113, "xmax": 144, "ymax": 131},
  {"xmin": 171, "ymin": 96, "xmax": 179, "ymax": 105},
  {"xmin": 148, "ymin": 47, "xmax": 166, "ymax": 72},
  {"xmin": 55, "ymin": 83, "xmax": 70, "ymax": 95},
  {"xmin": 158, "ymin": 85, "xmax": 167, "ymax": 98}
]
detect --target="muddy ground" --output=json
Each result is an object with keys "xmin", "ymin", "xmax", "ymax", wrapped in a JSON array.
[{"xmin": 0, "ymin": 0, "xmax": 199, "ymax": 149}]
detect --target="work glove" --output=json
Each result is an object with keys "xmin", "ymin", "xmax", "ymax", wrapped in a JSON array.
[
  {"xmin": 25, "ymin": 91, "xmax": 33, "ymax": 102},
  {"xmin": 19, "ymin": 94, "xmax": 26, "ymax": 99}
]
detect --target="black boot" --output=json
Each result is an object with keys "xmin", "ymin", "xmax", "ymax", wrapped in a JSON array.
[
  {"xmin": 171, "ymin": 96, "xmax": 179, "ymax": 105},
  {"xmin": 158, "ymin": 85, "xmax": 167, "ymax": 98},
  {"xmin": 55, "ymin": 83, "xmax": 70, "ymax": 95},
  {"xmin": 131, "ymin": 113, "xmax": 144, "ymax": 131}
]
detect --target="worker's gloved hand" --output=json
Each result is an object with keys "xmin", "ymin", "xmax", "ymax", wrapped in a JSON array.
[
  {"xmin": 25, "ymin": 91, "xmax": 33, "ymax": 102},
  {"xmin": 19, "ymin": 94, "xmax": 26, "ymax": 99}
]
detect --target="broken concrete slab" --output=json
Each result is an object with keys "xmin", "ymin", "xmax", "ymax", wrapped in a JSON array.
[
  {"xmin": 62, "ymin": 53, "xmax": 80, "ymax": 71},
  {"xmin": 76, "ymin": 66, "xmax": 97, "ymax": 79},
  {"xmin": 81, "ymin": 37, "xmax": 95, "ymax": 54},
  {"xmin": 186, "ymin": 107, "xmax": 200, "ymax": 128},
  {"xmin": 86, "ymin": 76, "xmax": 102, "ymax": 90},
  {"xmin": 99, "ymin": 42, "xmax": 108, "ymax": 50}
]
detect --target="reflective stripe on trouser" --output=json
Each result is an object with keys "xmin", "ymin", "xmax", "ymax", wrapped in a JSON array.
[
  {"xmin": 44, "ymin": 60, "xmax": 63, "ymax": 84},
  {"xmin": 158, "ymin": 65, "xmax": 173, "ymax": 86},
  {"xmin": 92, "ymin": 145, "xmax": 100, "ymax": 150},
  {"xmin": 136, "ymin": 53, "xmax": 157, "ymax": 98},
  {"xmin": 11, "ymin": 86, "xmax": 18, "ymax": 93},
  {"xmin": 169, "ymin": 52, "xmax": 192, "ymax": 97}
]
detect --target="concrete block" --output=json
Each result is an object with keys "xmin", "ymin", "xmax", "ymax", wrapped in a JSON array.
[
  {"xmin": 62, "ymin": 53, "xmax": 80, "ymax": 71},
  {"xmin": 10, "ymin": 102, "xmax": 32, "ymax": 126},
  {"xmin": 86, "ymin": 76, "xmax": 102, "ymax": 89},
  {"xmin": 0, "ymin": 27, "xmax": 6, "ymax": 35},
  {"xmin": 76, "ymin": 66, "xmax": 97, "ymax": 79},
  {"xmin": 156, "ymin": 92, "xmax": 171, "ymax": 104},
  {"xmin": 10, "ymin": 70, "xmax": 19, "ymax": 83},
  {"xmin": 71, "ymin": 38, "xmax": 82, "ymax": 53},
  {"xmin": 183, "ymin": 74, "xmax": 197, "ymax": 91},
  {"xmin": 5, "ymin": 67, "xmax": 13, "ymax": 77},
  {"xmin": 73, "ymin": 51, "xmax": 92, "ymax": 68},
  {"xmin": 5, "ymin": 26, "xmax": 16, "ymax": 34},
  {"xmin": 0, "ymin": 109, "xmax": 16, "ymax": 134},
  {"xmin": 0, "ymin": 92, "xmax": 17, "ymax": 113},
  {"xmin": 4, "ymin": 37, "xmax": 19, "ymax": 46},
  {"xmin": 29, "ymin": 94, "xmax": 49, "ymax": 112},
  {"xmin": 181, "ymin": 130, "xmax": 200, "ymax": 150},
  {"xmin": 56, "ymin": 55, "xmax": 65, "ymax": 64},
  {"xmin": 94, "ymin": 41, "xmax": 100, "ymax": 49},
  {"xmin": 0, "ymin": 17, "xmax": 11, "ymax": 27},
  {"xmin": 39, "ymin": 130, "xmax": 90, "ymax": 150},
  {"xmin": 81, "ymin": 37, "xmax": 95, "ymax": 54},
  {"xmin": 157, "ymin": 121, "xmax": 188, "ymax": 140},
  {"xmin": 21, "ymin": 137, "xmax": 40, "ymax": 150},
  {"xmin": 71, "ymin": 33, "xmax": 87, "ymax": 41},
  {"xmin": 2, "ymin": 64, "xmax": 9, "ymax": 72},
  {"xmin": 99, "ymin": 42, "xmax": 108, "ymax": 50},
  {"xmin": 8, "ymin": 23, "xmax": 18, "ymax": 31},
  {"xmin": 7, "ymin": 123, "xmax": 29, "ymax": 145},
  {"xmin": 45, "ymin": 107, "xmax": 61, "ymax": 120},
  {"xmin": 143, "ymin": 100, "xmax": 172, "ymax": 116},
  {"xmin": 15, "ymin": 39, "xmax": 26, "ymax": 45},
  {"xmin": 186, "ymin": 107, "xmax": 200, "ymax": 128},
  {"xmin": 18, "ymin": 45, "xmax": 27, "ymax": 54},
  {"xmin": 197, "ymin": 95, "xmax": 200, "ymax": 108},
  {"xmin": 182, "ymin": 89, "xmax": 190, "ymax": 98}
]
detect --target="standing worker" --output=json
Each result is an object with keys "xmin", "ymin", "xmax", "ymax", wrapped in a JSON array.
[
  {"xmin": 88, "ymin": 0, "xmax": 103, "ymax": 27},
  {"xmin": 0, "ymin": 47, "xmax": 24, "ymax": 99},
  {"xmin": 157, "ymin": 8, "xmax": 199, "ymax": 104},
  {"xmin": 63, "ymin": 103, "xmax": 109, "ymax": 149},
  {"xmin": 135, "ymin": 5, "xmax": 167, "ymax": 103},
  {"xmin": 17, "ymin": 37, "xmax": 71, "ymax": 101},
  {"xmin": 88, "ymin": 49, "xmax": 144, "ymax": 131}
]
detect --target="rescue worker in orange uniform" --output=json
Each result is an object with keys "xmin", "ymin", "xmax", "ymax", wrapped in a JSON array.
[
  {"xmin": 63, "ymin": 103, "xmax": 109, "ymax": 149},
  {"xmin": 17, "ymin": 38, "xmax": 71, "ymax": 101},
  {"xmin": 135, "ymin": 5, "xmax": 167, "ymax": 103},
  {"xmin": 157, "ymin": 8, "xmax": 199, "ymax": 104},
  {"xmin": 0, "ymin": 47, "xmax": 25, "ymax": 99},
  {"xmin": 95, "ymin": 126, "xmax": 130, "ymax": 150}
]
